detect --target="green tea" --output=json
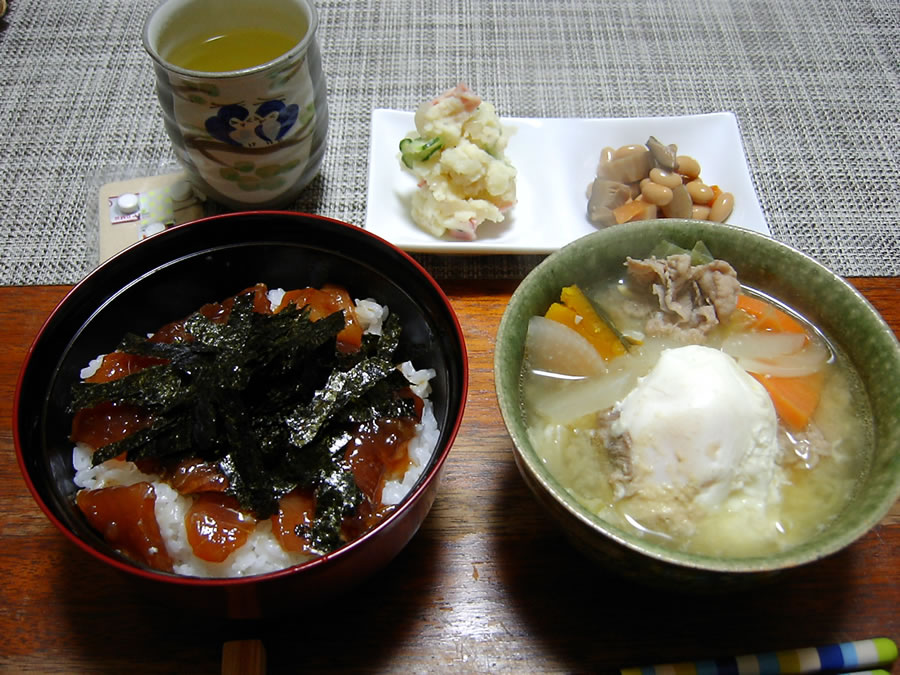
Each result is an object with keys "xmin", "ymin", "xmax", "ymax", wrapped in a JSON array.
[{"xmin": 165, "ymin": 26, "xmax": 301, "ymax": 72}]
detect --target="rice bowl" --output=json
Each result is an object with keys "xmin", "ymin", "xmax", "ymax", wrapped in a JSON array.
[{"xmin": 14, "ymin": 211, "xmax": 468, "ymax": 614}]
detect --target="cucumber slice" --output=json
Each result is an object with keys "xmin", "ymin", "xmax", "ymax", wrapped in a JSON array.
[{"xmin": 399, "ymin": 137, "xmax": 444, "ymax": 168}]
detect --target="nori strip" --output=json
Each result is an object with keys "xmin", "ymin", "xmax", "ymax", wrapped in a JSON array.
[
  {"xmin": 301, "ymin": 463, "xmax": 363, "ymax": 553},
  {"xmin": 69, "ymin": 365, "xmax": 186, "ymax": 412},
  {"xmin": 335, "ymin": 371, "xmax": 418, "ymax": 424},
  {"xmin": 375, "ymin": 312, "xmax": 402, "ymax": 359},
  {"xmin": 70, "ymin": 286, "xmax": 419, "ymax": 552},
  {"xmin": 284, "ymin": 356, "xmax": 397, "ymax": 448}
]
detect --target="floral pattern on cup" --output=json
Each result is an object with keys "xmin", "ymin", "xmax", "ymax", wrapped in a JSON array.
[{"xmin": 206, "ymin": 101, "xmax": 300, "ymax": 147}]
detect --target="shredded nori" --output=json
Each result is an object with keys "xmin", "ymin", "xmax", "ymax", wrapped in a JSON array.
[
  {"xmin": 284, "ymin": 356, "xmax": 397, "ymax": 447},
  {"xmin": 69, "ymin": 288, "xmax": 416, "ymax": 553}
]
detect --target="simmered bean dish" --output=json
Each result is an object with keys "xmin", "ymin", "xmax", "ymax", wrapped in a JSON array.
[{"xmin": 586, "ymin": 136, "xmax": 734, "ymax": 227}]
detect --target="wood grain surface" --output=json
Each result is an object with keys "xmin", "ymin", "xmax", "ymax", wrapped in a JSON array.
[{"xmin": 1, "ymin": 279, "xmax": 897, "ymax": 674}]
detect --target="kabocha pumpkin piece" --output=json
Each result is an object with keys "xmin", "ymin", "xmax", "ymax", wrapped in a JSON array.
[{"xmin": 544, "ymin": 285, "xmax": 628, "ymax": 361}]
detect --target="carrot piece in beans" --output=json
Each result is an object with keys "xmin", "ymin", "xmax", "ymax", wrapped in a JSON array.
[
  {"xmin": 736, "ymin": 294, "xmax": 807, "ymax": 334},
  {"xmin": 750, "ymin": 371, "xmax": 825, "ymax": 431},
  {"xmin": 613, "ymin": 199, "xmax": 647, "ymax": 224}
]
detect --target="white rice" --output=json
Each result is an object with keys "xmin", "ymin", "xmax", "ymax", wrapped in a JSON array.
[
  {"xmin": 72, "ymin": 296, "xmax": 439, "ymax": 577},
  {"xmin": 354, "ymin": 297, "xmax": 388, "ymax": 335},
  {"xmin": 153, "ymin": 482, "xmax": 314, "ymax": 577}
]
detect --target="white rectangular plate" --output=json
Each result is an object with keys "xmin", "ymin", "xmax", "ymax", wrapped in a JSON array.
[{"xmin": 365, "ymin": 109, "xmax": 769, "ymax": 254}]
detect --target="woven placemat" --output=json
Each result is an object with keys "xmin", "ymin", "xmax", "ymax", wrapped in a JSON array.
[{"xmin": 0, "ymin": 0, "xmax": 897, "ymax": 285}]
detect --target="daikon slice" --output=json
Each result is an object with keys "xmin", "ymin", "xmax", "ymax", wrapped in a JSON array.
[
  {"xmin": 526, "ymin": 370, "xmax": 636, "ymax": 424},
  {"xmin": 525, "ymin": 315, "xmax": 607, "ymax": 377}
]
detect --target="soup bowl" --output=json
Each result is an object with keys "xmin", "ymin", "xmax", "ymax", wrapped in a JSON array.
[
  {"xmin": 14, "ymin": 211, "xmax": 468, "ymax": 616},
  {"xmin": 494, "ymin": 219, "xmax": 900, "ymax": 590}
]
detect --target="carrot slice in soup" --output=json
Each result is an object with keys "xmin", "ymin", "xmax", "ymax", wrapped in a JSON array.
[
  {"xmin": 736, "ymin": 294, "xmax": 807, "ymax": 334},
  {"xmin": 736, "ymin": 294, "xmax": 822, "ymax": 428},
  {"xmin": 751, "ymin": 371, "xmax": 825, "ymax": 431}
]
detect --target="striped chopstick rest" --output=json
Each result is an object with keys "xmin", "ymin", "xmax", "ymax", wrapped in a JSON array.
[{"xmin": 621, "ymin": 637, "xmax": 898, "ymax": 675}]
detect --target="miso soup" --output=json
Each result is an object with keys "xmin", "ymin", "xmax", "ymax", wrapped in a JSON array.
[{"xmin": 521, "ymin": 247, "xmax": 871, "ymax": 558}]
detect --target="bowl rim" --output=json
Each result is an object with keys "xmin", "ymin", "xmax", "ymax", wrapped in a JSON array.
[
  {"xmin": 495, "ymin": 219, "xmax": 900, "ymax": 575},
  {"xmin": 14, "ymin": 210, "xmax": 469, "ymax": 586}
]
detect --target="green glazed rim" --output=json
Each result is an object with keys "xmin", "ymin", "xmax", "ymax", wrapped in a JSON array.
[{"xmin": 494, "ymin": 219, "xmax": 900, "ymax": 574}]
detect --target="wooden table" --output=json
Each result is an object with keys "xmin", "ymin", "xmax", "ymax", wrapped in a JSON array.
[{"xmin": 1, "ymin": 280, "xmax": 897, "ymax": 674}]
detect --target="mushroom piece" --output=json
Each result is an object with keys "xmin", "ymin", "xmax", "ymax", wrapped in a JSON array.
[
  {"xmin": 646, "ymin": 136, "xmax": 678, "ymax": 172},
  {"xmin": 587, "ymin": 178, "xmax": 631, "ymax": 226}
]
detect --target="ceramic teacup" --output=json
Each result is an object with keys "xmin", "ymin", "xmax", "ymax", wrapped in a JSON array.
[{"xmin": 142, "ymin": 0, "xmax": 328, "ymax": 209}]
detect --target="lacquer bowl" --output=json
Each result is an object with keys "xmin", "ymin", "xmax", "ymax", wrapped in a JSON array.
[{"xmin": 15, "ymin": 211, "xmax": 468, "ymax": 615}]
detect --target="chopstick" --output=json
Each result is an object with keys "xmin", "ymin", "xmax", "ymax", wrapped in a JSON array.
[
  {"xmin": 221, "ymin": 639, "xmax": 266, "ymax": 675},
  {"xmin": 620, "ymin": 637, "xmax": 897, "ymax": 675}
]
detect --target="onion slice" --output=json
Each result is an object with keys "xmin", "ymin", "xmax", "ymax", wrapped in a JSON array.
[
  {"xmin": 721, "ymin": 332, "xmax": 807, "ymax": 360},
  {"xmin": 731, "ymin": 342, "xmax": 829, "ymax": 377},
  {"xmin": 721, "ymin": 330, "xmax": 829, "ymax": 377}
]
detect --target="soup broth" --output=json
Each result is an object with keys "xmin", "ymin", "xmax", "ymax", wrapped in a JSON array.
[{"xmin": 521, "ymin": 261, "xmax": 871, "ymax": 558}]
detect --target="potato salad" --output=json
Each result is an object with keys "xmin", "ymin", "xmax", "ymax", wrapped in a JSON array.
[{"xmin": 399, "ymin": 84, "xmax": 517, "ymax": 241}]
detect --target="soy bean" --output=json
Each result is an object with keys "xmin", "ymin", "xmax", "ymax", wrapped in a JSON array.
[
  {"xmin": 692, "ymin": 205, "xmax": 711, "ymax": 220},
  {"xmin": 649, "ymin": 168, "xmax": 683, "ymax": 189},
  {"xmin": 686, "ymin": 180, "xmax": 714, "ymax": 205},
  {"xmin": 709, "ymin": 192, "xmax": 735, "ymax": 222},
  {"xmin": 641, "ymin": 181, "xmax": 674, "ymax": 206},
  {"xmin": 676, "ymin": 155, "xmax": 701, "ymax": 180}
]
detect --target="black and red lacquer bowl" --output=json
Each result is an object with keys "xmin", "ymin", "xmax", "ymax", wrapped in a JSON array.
[{"xmin": 14, "ymin": 211, "xmax": 468, "ymax": 616}]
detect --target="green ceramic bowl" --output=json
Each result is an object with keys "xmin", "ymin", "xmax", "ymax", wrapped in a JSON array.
[{"xmin": 494, "ymin": 219, "xmax": 900, "ymax": 590}]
